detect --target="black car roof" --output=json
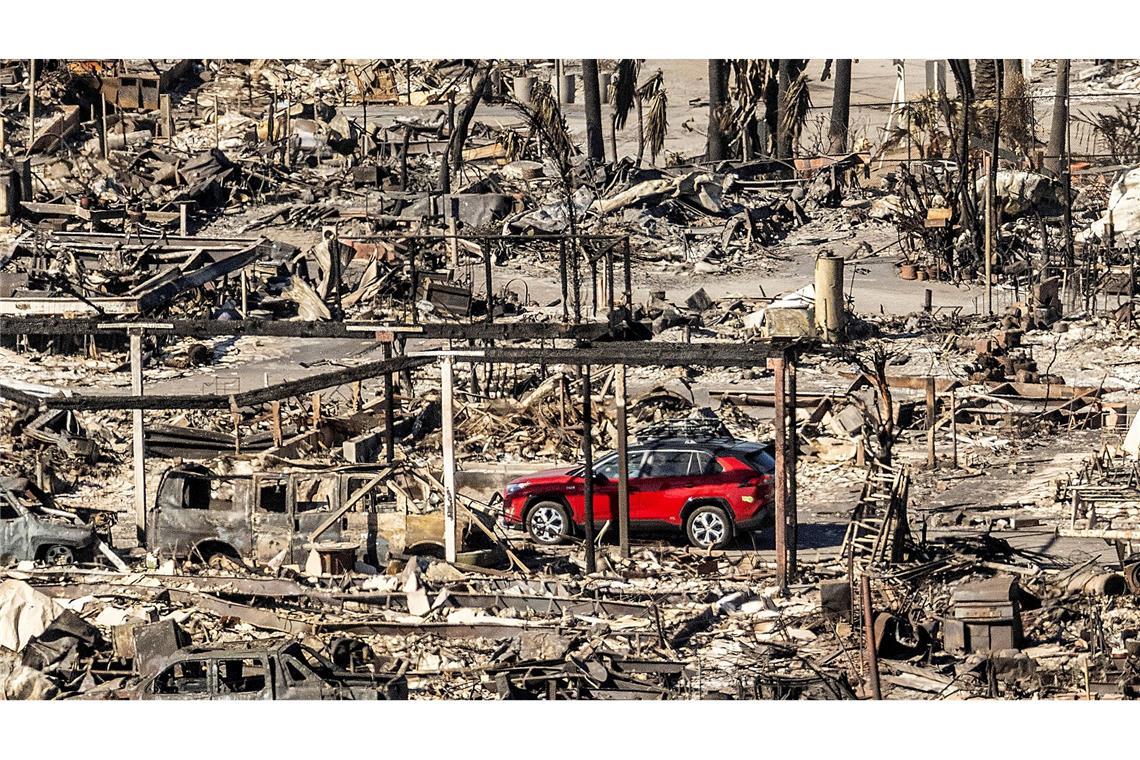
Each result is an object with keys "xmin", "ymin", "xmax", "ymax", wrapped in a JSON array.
[{"xmin": 626, "ymin": 437, "xmax": 769, "ymax": 455}]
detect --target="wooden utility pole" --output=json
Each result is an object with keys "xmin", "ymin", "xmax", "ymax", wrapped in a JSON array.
[
  {"xmin": 441, "ymin": 355, "xmax": 458, "ymax": 563},
  {"xmin": 615, "ymin": 363, "xmax": 631, "ymax": 558},
  {"xmin": 581, "ymin": 365, "xmax": 596, "ymax": 573},
  {"xmin": 950, "ymin": 389, "xmax": 959, "ymax": 469},
  {"xmin": 768, "ymin": 355, "xmax": 788, "ymax": 594},
  {"xmin": 130, "ymin": 329, "xmax": 146, "ymax": 543}
]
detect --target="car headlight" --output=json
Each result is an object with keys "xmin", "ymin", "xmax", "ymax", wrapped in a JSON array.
[{"xmin": 505, "ymin": 482, "xmax": 529, "ymax": 496}]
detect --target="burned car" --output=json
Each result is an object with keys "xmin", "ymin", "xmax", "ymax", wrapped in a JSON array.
[
  {"xmin": 148, "ymin": 464, "xmax": 486, "ymax": 568},
  {"xmin": 132, "ymin": 639, "xmax": 408, "ymax": 700},
  {"xmin": 0, "ymin": 477, "xmax": 99, "ymax": 565}
]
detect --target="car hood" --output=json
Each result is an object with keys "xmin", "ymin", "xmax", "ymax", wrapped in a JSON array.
[{"xmin": 508, "ymin": 466, "xmax": 579, "ymax": 485}]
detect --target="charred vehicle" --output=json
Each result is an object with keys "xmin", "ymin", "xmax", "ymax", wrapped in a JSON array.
[
  {"xmin": 148, "ymin": 464, "xmax": 484, "ymax": 567},
  {"xmin": 133, "ymin": 640, "xmax": 408, "ymax": 700},
  {"xmin": 0, "ymin": 477, "xmax": 101, "ymax": 564}
]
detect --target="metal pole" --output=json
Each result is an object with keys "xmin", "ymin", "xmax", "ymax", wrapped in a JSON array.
[
  {"xmin": 786, "ymin": 355, "xmax": 798, "ymax": 579},
  {"xmin": 27, "ymin": 59, "xmax": 36, "ymax": 151},
  {"xmin": 985, "ymin": 153, "xmax": 994, "ymax": 315},
  {"xmin": 441, "ymin": 355, "xmax": 458, "ymax": 563},
  {"xmin": 926, "ymin": 376, "xmax": 937, "ymax": 469},
  {"xmin": 130, "ymin": 329, "xmax": 147, "ymax": 545},
  {"xmin": 861, "ymin": 574, "xmax": 882, "ymax": 700},
  {"xmin": 383, "ymin": 341, "xmax": 395, "ymax": 463},
  {"xmin": 950, "ymin": 388, "xmax": 959, "ymax": 469},
  {"xmin": 768, "ymin": 355, "xmax": 788, "ymax": 594},
  {"xmin": 582, "ymin": 364, "xmax": 596, "ymax": 574},
  {"xmin": 615, "ymin": 363, "xmax": 631, "ymax": 559}
]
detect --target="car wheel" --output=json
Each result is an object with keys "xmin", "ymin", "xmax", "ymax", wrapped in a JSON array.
[
  {"xmin": 527, "ymin": 501, "xmax": 572, "ymax": 545},
  {"xmin": 685, "ymin": 505, "xmax": 732, "ymax": 549},
  {"xmin": 42, "ymin": 545, "xmax": 75, "ymax": 565}
]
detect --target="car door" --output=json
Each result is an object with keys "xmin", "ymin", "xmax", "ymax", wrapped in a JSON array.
[
  {"xmin": 588, "ymin": 451, "xmax": 645, "ymax": 524},
  {"xmin": 213, "ymin": 654, "xmax": 273, "ymax": 701},
  {"xmin": 629, "ymin": 450, "xmax": 697, "ymax": 523},
  {"xmin": 0, "ymin": 497, "xmax": 30, "ymax": 563},
  {"xmin": 291, "ymin": 475, "xmax": 342, "ymax": 564},
  {"xmin": 252, "ymin": 475, "xmax": 291, "ymax": 565},
  {"xmin": 143, "ymin": 659, "xmax": 211, "ymax": 700}
]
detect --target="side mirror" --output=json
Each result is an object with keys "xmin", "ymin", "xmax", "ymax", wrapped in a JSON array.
[{"xmin": 592, "ymin": 472, "xmax": 609, "ymax": 483}]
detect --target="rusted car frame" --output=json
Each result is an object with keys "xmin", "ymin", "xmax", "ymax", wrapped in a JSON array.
[
  {"xmin": 0, "ymin": 477, "xmax": 97, "ymax": 565},
  {"xmin": 148, "ymin": 464, "xmax": 477, "ymax": 567},
  {"xmin": 133, "ymin": 639, "xmax": 407, "ymax": 700}
]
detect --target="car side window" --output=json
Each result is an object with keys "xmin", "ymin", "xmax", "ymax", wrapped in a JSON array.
[
  {"xmin": 640, "ymin": 451, "xmax": 693, "ymax": 478},
  {"xmin": 0, "ymin": 500, "xmax": 20, "ymax": 520},
  {"xmin": 690, "ymin": 452, "xmax": 717, "ymax": 475},
  {"xmin": 153, "ymin": 660, "xmax": 209, "ymax": 695},
  {"xmin": 217, "ymin": 657, "xmax": 270, "ymax": 694},
  {"xmin": 595, "ymin": 452, "xmax": 644, "ymax": 480},
  {"xmin": 281, "ymin": 655, "xmax": 311, "ymax": 685}
]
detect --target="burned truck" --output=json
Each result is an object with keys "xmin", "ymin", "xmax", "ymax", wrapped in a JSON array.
[
  {"xmin": 148, "ymin": 464, "xmax": 486, "ymax": 568},
  {"xmin": 0, "ymin": 477, "xmax": 101, "ymax": 565}
]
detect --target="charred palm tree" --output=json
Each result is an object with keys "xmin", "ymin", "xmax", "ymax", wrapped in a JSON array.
[
  {"xmin": 829, "ymin": 59, "xmax": 852, "ymax": 154},
  {"xmin": 707, "ymin": 59, "xmax": 728, "ymax": 162},
  {"xmin": 581, "ymin": 59, "xmax": 605, "ymax": 162},
  {"xmin": 506, "ymin": 81, "xmax": 584, "ymax": 321}
]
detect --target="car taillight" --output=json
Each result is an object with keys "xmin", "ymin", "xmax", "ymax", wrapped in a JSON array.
[{"xmin": 738, "ymin": 474, "xmax": 769, "ymax": 488}]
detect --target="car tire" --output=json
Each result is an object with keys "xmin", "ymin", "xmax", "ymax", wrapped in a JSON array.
[
  {"xmin": 526, "ymin": 501, "xmax": 572, "ymax": 545},
  {"xmin": 41, "ymin": 545, "xmax": 75, "ymax": 565},
  {"xmin": 685, "ymin": 505, "xmax": 733, "ymax": 549}
]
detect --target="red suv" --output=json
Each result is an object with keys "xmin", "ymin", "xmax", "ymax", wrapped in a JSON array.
[{"xmin": 501, "ymin": 438, "xmax": 775, "ymax": 550}]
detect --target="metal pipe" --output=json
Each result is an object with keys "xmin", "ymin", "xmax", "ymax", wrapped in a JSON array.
[
  {"xmin": 786, "ymin": 355, "xmax": 798, "ymax": 579},
  {"xmin": 130, "ymin": 329, "xmax": 146, "ymax": 544},
  {"xmin": 768, "ymin": 355, "xmax": 788, "ymax": 593},
  {"xmin": 383, "ymin": 342, "xmax": 395, "ymax": 463},
  {"xmin": 441, "ymin": 355, "xmax": 458, "ymax": 563},
  {"xmin": 615, "ymin": 363, "xmax": 631, "ymax": 559},
  {"xmin": 861, "ymin": 574, "xmax": 882, "ymax": 700},
  {"xmin": 581, "ymin": 363, "xmax": 596, "ymax": 574}
]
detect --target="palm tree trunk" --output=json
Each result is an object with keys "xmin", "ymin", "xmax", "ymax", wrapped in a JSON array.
[
  {"xmin": 706, "ymin": 59, "xmax": 727, "ymax": 162},
  {"xmin": 439, "ymin": 65, "xmax": 491, "ymax": 191},
  {"xmin": 828, "ymin": 59, "xmax": 852, "ymax": 154},
  {"xmin": 777, "ymin": 59, "xmax": 793, "ymax": 159},
  {"xmin": 582, "ymin": 59, "xmax": 605, "ymax": 162},
  {"xmin": 1046, "ymin": 60, "xmax": 1070, "ymax": 175}
]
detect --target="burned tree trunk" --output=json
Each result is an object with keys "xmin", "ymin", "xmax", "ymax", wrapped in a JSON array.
[
  {"xmin": 582, "ymin": 59, "xmax": 605, "ymax": 163},
  {"xmin": 828, "ymin": 59, "xmax": 852, "ymax": 155},
  {"xmin": 706, "ymin": 59, "xmax": 727, "ymax": 162},
  {"xmin": 777, "ymin": 59, "xmax": 793, "ymax": 159},
  {"xmin": 1046, "ymin": 59, "xmax": 1070, "ymax": 176},
  {"xmin": 439, "ymin": 65, "xmax": 491, "ymax": 191}
]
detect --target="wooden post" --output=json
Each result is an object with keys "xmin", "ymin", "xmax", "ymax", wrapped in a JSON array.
[
  {"xmin": 581, "ymin": 364, "xmax": 596, "ymax": 574},
  {"xmin": 924, "ymin": 288, "xmax": 933, "ymax": 313},
  {"xmin": 950, "ymin": 388, "xmax": 959, "ymax": 469},
  {"xmin": 447, "ymin": 196, "xmax": 460, "ymax": 269},
  {"xmin": 179, "ymin": 203, "xmax": 188, "ymax": 236},
  {"xmin": 130, "ymin": 329, "xmax": 146, "ymax": 544},
  {"xmin": 861, "ymin": 574, "xmax": 882, "ymax": 700},
  {"xmin": 240, "ymin": 268, "xmax": 249, "ymax": 317},
  {"xmin": 213, "ymin": 97, "xmax": 221, "ymax": 148},
  {"xmin": 270, "ymin": 400, "xmax": 283, "ymax": 446},
  {"xmin": 352, "ymin": 381, "xmax": 362, "ymax": 412},
  {"xmin": 160, "ymin": 94, "xmax": 173, "ymax": 140},
  {"xmin": 768, "ymin": 355, "xmax": 788, "ymax": 594},
  {"xmin": 926, "ymin": 376, "xmax": 937, "ymax": 469},
  {"xmin": 311, "ymin": 392, "xmax": 321, "ymax": 430},
  {"xmin": 615, "ymin": 363, "xmax": 631, "ymax": 559},
  {"xmin": 441, "ymin": 355, "xmax": 458, "ymax": 563},
  {"xmin": 786, "ymin": 356, "xmax": 798, "ymax": 579},
  {"xmin": 100, "ymin": 93, "xmax": 109, "ymax": 159}
]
